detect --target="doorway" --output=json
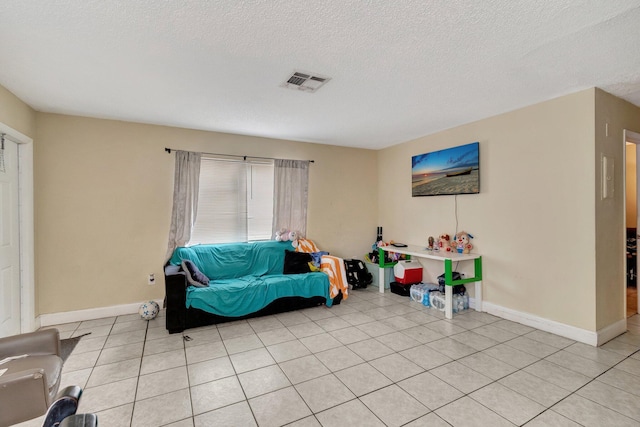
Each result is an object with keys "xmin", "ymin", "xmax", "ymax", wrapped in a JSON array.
[
  {"xmin": 0, "ymin": 136, "xmax": 20, "ymax": 336},
  {"xmin": 624, "ymin": 129, "xmax": 640, "ymax": 318},
  {"xmin": 0, "ymin": 122, "xmax": 34, "ymax": 336}
]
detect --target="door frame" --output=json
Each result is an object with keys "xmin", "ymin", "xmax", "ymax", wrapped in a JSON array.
[
  {"xmin": 624, "ymin": 129, "xmax": 640, "ymax": 318},
  {"xmin": 0, "ymin": 122, "xmax": 35, "ymax": 333}
]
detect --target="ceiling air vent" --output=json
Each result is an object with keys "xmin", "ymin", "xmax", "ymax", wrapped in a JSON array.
[{"xmin": 281, "ymin": 71, "xmax": 331, "ymax": 93}]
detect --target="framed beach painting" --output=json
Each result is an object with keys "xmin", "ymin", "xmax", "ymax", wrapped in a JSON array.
[{"xmin": 411, "ymin": 142, "xmax": 480, "ymax": 196}]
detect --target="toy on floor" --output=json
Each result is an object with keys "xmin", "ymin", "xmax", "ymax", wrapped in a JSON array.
[
  {"xmin": 139, "ymin": 301, "xmax": 160, "ymax": 320},
  {"xmin": 452, "ymin": 231, "xmax": 474, "ymax": 254}
]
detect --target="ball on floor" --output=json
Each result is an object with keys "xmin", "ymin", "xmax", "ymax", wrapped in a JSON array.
[{"xmin": 139, "ymin": 301, "xmax": 160, "ymax": 320}]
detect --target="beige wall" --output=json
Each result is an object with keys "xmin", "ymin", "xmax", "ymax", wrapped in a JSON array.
[
  {"xmin": 34, "ymin": 114, "xmax": 378, "ymax": 314},
  {"xmin": 379, "ymin": 89, "xmax": 598, "ymax": 330},
  {"xmin": 0, "ymin": 85, "xmax": 36, "ymax": 138},
  {"xmin": 626, "ymin": 144, "xmax": 636, "ymax": 229},
  {"xmin": 594, "ymin": 89, "xmax": 640, "ymax": 330},
  {"xmin": 5, "ymin": 79, "xmax": 639, "ymax": 332}
]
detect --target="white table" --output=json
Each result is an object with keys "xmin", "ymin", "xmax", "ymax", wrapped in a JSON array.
[{"xmin": 378, "ymin": 245, "xmax": 483, "ymax": 319}]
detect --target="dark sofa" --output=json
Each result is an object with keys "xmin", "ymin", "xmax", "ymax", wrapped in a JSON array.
[{"xmin": 164, "ymin": 241, "xmax": 341, "ymax": 333}]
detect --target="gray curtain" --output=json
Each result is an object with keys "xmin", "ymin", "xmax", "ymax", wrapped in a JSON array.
[
  {"xmin": 272, "ymin": 159, "xmax": 310, "ymax": 238},
  {"xmin": 166, "ymin": 150, "xmax": 201, "ymax": 260}
]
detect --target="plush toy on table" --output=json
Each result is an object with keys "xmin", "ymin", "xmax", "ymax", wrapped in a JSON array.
[
  {"xmin": 438, "ymin": 234, "xmax": 453, "ymax": 253},
  {"xmin": 372, "ymin": 240, "xmax": 388, "ymax": 251},
  {"xmin": 452, "ymin": 231, "xmax": 474, "ymax": 254},
  {"xmin": 427, "ymin": 236, "xmax": 435, "ymax": 251}
]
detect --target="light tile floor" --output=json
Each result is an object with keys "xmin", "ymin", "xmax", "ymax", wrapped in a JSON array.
[{"xmin": 18, "ymin": 287, "xmax": 640, "ymax": 427}]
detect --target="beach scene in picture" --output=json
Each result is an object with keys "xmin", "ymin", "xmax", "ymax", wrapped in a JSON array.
[{"xmin": 412, "ymin": 142, "xmax": 479, "ymax": 196}]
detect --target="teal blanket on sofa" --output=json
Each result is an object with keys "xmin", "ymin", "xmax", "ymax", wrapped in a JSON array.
[{"xmin": 169, "ymin": 241, "xmax": 333, "ymax": 317}]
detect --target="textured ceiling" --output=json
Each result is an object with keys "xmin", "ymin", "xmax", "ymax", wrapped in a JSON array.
[{"xmin": 1, "ymin": 1, "xmax": 639, "ymax": 149}]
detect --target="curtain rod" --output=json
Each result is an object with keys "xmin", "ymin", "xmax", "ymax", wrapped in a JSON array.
[{"xmin": 164, "ymin": 147, "xmax": 314, "ymax": 163}]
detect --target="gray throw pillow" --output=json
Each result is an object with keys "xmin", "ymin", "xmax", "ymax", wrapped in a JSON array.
[{"xmin": 181, "ymin": 260, "xmax": 210, "ymax": 288}]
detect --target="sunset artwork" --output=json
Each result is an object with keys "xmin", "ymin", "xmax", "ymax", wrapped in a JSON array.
[{"xmin": 411, "ymin": 142, "xmax": 480, "ymax": 196}]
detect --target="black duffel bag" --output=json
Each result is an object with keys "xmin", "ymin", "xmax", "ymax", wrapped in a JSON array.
[{"xmin": 437, "ymin": 272, "xmax": 466, "ymax": 295}]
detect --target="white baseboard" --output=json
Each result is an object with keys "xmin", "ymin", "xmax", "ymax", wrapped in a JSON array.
[
  {"xmin": 482, "ymin": 301, "xmax": 625, "ymax": 347},
  {"xmin": 39, "ymin": 298, "xmax": 164, "ymax": 327},
  {"xmin": 596, "ymin": 318, "xmax": 628, "ymax": 346}
]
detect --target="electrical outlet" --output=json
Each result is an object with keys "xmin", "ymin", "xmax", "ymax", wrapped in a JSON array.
[{"xmin": 148, "ymin": 273, "xmax": 156, "ymax": 285}]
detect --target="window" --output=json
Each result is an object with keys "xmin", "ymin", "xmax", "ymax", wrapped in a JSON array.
[{"xmin": 190, "ymin": 158, "xmax": 274, "ymax": 244}]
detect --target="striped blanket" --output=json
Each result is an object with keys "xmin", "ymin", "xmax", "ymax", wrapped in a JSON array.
[
  {"xmin": 320, "ymin": 255, "xmax": 349, "ymax": 301},
  {"xmin": 295, "ymin": 238, "xmax": 349, "ymax": 301},
  {"xmin": 294, "ymin": 238, "xmax": 320, "ymax": 253}
]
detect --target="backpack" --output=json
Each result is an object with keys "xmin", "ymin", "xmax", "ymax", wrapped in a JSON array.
[
  {"xmin": 437, "ymin": 272, "xmax": 466, "ymax": 295},
  {"xmin": 344, "ymin": 259, "xmax": 373, "ymax": 289}
]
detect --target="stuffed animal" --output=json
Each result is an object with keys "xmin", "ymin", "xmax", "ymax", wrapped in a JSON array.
[
  {"xmin": 275, "ymin": 228, "xmax": 289, "ymax": 242},
  {"xmin": 438, "ymin": 234, "xmax": 453, "ymax": 252},
  {"xmin": 452, "ymin": 231, "xmax": 474, "ymax": 254},
  {"xmin": 372, "ymin": 240, "xmax": 388, "ymax": 250},
  {"xmin": 289, "ymin": 231, "xmax": 300, "ymax": 248}
]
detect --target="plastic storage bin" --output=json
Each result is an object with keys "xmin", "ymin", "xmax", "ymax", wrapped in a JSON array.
[{"xmin": 365, "ymin": 261, "xmax": 393, "ymax": 289}]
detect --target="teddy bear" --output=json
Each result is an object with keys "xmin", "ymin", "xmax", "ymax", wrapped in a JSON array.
[
  {"xmin": 437, "ymin": 234, "xmax": 453, "ymax": 252},
  {"xmin": 275, "ymin": 228, "xmax": 289, "ymax": 241},
  {"xmin": 452, "ymin": 231, "xmax": 474, "ymax": 254}
]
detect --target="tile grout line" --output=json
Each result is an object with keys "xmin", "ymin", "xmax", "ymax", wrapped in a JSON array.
[
  {"xmin": 350, "ymin": 301, "xmax": 577, "ymax": 425},
  {"xmin": 96, "ymin": 313, "xmax": 525, "ymax": 422},
  {"xmin": 538, "ymin": 347, "xmax": 640, "ymax": 424},
  {"xmin": 233, "ymin": 322, "xmax": 264, "ymax": 427},
  {"xmin": 126, "ymin": 319, "xmax": 149, "ymax": 427},
  {"xmin": 450, "ymin": 336, "xmax": 640, "ymax": 425},
  {"xmin": 191, "ymin": 300, "xmax": 555, "ymax": 424},
  {"xmin": 54, "ymin": 299, "xmax": 640, "ymax": 427}
]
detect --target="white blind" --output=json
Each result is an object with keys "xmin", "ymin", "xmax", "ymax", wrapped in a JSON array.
[
  {"xmin": 247, "ymin": 162, "xmax": 274, "ymax": 241},
  {"xmin": 190, "ymin": 158, "xmax": 273, "ymax": 244}
]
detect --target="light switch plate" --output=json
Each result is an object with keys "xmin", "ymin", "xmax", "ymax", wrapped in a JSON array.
[{"xmin": 602, "ymin": 154, "xmax": 614, "ymax": 199}]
